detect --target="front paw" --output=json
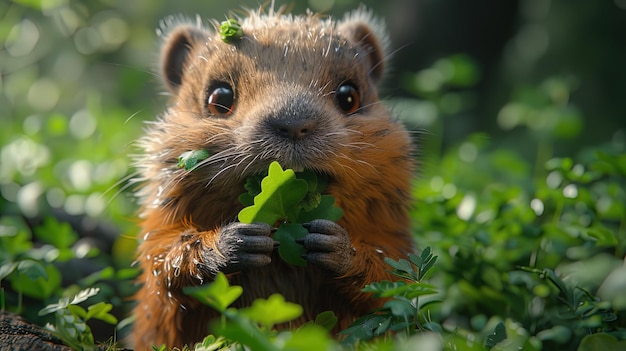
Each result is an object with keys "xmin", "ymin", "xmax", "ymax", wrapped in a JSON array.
[
  {"xmin": 216, "ymin": 222, "xmax": 276, "ymax": 273},
  {"xmin": 300, "ymin": 219, "xmax": 355, "ymax": 275}
]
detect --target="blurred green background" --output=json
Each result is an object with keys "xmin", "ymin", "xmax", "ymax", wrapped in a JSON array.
[{"xmin": 1, "ymin": 0, "xmax": 625, "ymax": 348}]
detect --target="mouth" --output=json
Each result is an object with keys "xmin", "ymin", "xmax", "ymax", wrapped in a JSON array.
[
  {"xmin": 238, "ymin": 162, "xmax": 340, "ymax": 225},
  {"xmin": 240, "ymin": 162, "xmax": 334, "ymax": 202}
]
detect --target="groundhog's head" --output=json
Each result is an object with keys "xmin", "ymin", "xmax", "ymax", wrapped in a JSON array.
[{"xmin": 141, "ymin": 8, "xmax": 410, "ymax": 203}]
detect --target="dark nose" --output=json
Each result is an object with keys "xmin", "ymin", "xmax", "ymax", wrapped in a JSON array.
[{"xmin": 268, "ymin": 118, "xmax": 318, "ymax": 141}]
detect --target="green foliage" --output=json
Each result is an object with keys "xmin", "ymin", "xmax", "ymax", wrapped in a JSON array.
[
  {"xmin": 0, "ymin": 213, "xmax": 137, "ymax": 349},
  {"xmin": 407, "ymin": 138, "xmax": 626, "ymax": 350},
  {"xmin": 238, "ymin": 161, "xmax": 310, "ymax": 224},
  {"xmin": 238, "ymin": 161, "xmax": 343, "ymax": 265},
  {"xmin": 484, "ymin": 323, "xmax": 507, "ymax": 348},
  {"xmin": 180, "ymin": 275, "xmax": 336, "ymax": 351},
  {"xmin": 273, "ymin": 223, "xmax": 309, "ymax": 266},
  {"xmin": 39, "ymin": 287, "xmax": 118, "ymax": 351},
  {"xmin": 341, "ymin": 251, "xmax": 438, "ymax": 343}
]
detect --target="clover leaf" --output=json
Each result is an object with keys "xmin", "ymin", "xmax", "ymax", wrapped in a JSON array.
[
  {"xmin": 238, "ymin": 162, "xmax": 308, "ymax": 225},
  {"xmin": 237, "ymin": 161, "xmax": 343, "ymax": 266}
]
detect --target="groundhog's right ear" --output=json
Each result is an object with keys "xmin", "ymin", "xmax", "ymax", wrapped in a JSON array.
[{"xmin": 159, "ymin": 25, "xmax": 206, "ymax": 92}]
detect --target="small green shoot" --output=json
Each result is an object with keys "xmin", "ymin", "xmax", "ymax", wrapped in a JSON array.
[{"xmin": 220, "ymin": 19, "xmax": 243, "ymax": 43}]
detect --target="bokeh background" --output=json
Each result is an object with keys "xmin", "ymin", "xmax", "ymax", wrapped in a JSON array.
[{"xmin": 1, "ymin": 0, "xmax": 625, "ymax": 348}]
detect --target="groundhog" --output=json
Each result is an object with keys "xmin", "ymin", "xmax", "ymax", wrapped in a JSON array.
[{"xmin": 131, "ymin": 7, "xmax": 415, "ymax": 350}]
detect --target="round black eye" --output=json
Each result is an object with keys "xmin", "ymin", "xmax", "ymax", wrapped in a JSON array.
[
  {"xmin": 206, "ymin": 83, "xmax": 234, "ymax": 116},
  {"xmin": 335, "ymin": 83, "xmax": 360, "ymax": 114}
]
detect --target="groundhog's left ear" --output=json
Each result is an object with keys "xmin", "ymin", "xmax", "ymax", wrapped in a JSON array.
[{"xmin": 338, "ymin": 10, "xmax": 389, "ymax": 84}]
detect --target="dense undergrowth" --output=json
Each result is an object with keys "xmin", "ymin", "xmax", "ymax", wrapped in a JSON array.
[{"xmin": 1, "ymin": 1, "xmax": 625, "ymax": 350}]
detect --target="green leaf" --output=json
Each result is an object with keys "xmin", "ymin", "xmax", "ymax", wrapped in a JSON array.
[
  {"xmin": 584, "ymin": 225, "xmax": 618, "ymax": 247},
  {"xmin": 85, "ymin": 301, "xmax": 118, "ymax": 325},
  {"xmin": 67, "ymin": 304, "xmax": 88, "ymax": 319},
  {"xmin": 274, "ymin": 223, "xmax": 308, "ymax": 266},
  {"xmin": 34, "ymin": 216, "xmax": 78, "ymax": 249},
  {"xmin": 312, "ymin": 311, "xmax": 338, "ymax": 331},
  {"xmin": 363, "ymin": 281, "xmax": 438, "ymax": 299},
  {"xmin": 485, "ymin": 322, "xmax": 507, "ymax": 348},
  {"xmin": 410, "ymin": 247, "xmax": 439, "ymax": 280},
  {"xmin": 39, "ymin": 287, "xmax": 100, "ymax": 315},
  {"xmin": 293, "ymin": 170, "xmax": 331, "ymax": 213},
  {"xmin": 211, "ymin": 313, "xmax": 276, "ymax": 351},
  {"xmin": 383, "ymin": 257, "xmax": 416, "ymax": 280},
  {"xmin": 0, "ymin": 216, "xmax": 33, "ymax": 258},
  {"xmin": 0, "ymin": 262, "xmax": 18, "ymax": 280},
  {"xmin": 239, "ymin": 293, "xmax": 303, "ymax": 327},
  {"xmin": 177, "ymin": 149, "xmax": 210, "ymax": 171},
  {"xmin": 296, "ymin": 195, "xmax": 343, "ymax": 223},
  {"xmin": 383, "ymin": 299, "xmax": 415, "ymax": 318},
  {"xmin": 10, "ymin": 262, "xmax": 60, "ymax": 300},
  {"xmin": 16, "ymin": 259, "xmax": 48, "ymax": 280},
  {"xmin": 375, "ymin": 316, "xmax": 393, "ymax": 335},
  {"xmin": 340, "ymin": 314, "xmax": 390, "ymax": 343},
  {"xmin": 238, "ymin": 173, "xmax": 265, "ymax": 207},
  {"xmin": 183, "ymin": 272, "xmax": 242, "ymax": 312},
  {"xmin": 238, "ymin": 161, "xmax": 308, "ymax": 225},
  {"xmin": 300, "ymin": 191, "xmax": 322, "ymax": 212},
  {"xmin": 220, "ymin": 19, "xmax": 243, "ymax": 44},
  {"xmin": 297, "ymin": 170, "xmax": 320, "ymax": 193},
  {"xmin": 54, "ymin": 308, "xmax": 94, "ymax": 348},
  {"xmin": 536, "ymin": 325, "xmax": 572, "ymax": 344},
  {"xmin": 194, "ymin": 335, "xmax": 226, "ymax": 351},
  {"xmin": 282, "ymin": 324, "xmax": 336, "ymax": 351},
  {"xmin": 578, "ymin": 333, "xmax": 626, "ymax": 351}
]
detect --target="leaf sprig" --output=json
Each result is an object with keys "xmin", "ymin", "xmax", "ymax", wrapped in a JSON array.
[
  {"xmin": 220, "ymin": 19, "xmax": 243, "ymax": 43},
  {"xmin": 238, "ymin": 161, "xmax": 343, "ymax": 266}
]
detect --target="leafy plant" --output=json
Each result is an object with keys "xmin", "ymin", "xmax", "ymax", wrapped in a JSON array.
[
  {"xmin": 0, "ymin": 213, "xmax": 137, "ymax": 349},
  {"xmin": 340, "ymin": 249, "xmax": 439, "ymax": 343},
  {"xmin": 238, "ymin": 161, "xmax": 343, "ymax": 265},
  {"xmin": 39, "ymin": 287, "xmax": 118, "ymax": 351},
  {"xmin": 180, "ymin": 272, "xmax": 337, "ymax": 351}
]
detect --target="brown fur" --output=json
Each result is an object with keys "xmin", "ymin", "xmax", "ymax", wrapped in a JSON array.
[{"xmin": 131, "ymin": 8, "xmax": 415, "ymax": 350}]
